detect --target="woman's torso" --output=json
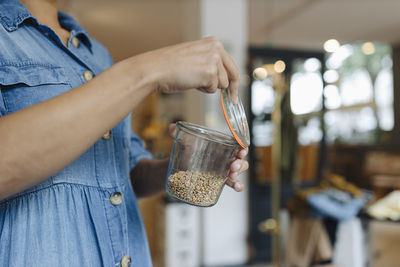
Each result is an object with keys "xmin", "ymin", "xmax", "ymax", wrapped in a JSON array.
[{"xmin": 0, "ymin": 3, "xmax": 152, "ymax": 266}]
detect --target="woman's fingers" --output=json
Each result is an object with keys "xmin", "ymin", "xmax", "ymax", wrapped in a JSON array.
[
  {"xmin": 201, "ymin": 47, "xmax": 229, "ymax": 93},
  {"xmin": 220, "ymin": 49, "xmax": 240, "ymax": 104},
  {"xmin": 236, "ymin": 148, "xmax": 248, "ymax": 159},
  {"xmin": 208, "ymin": 39, "xmax": 238, "ymax": 95},
  {"xmin": 152, "ymin": 36, "xmax": 240, "ymax": 95},
  {"xmin": 225, "ymin": 178, "xmax": 244, "ymax": 192},
  {"xmin": 239, "ymin": 160, "xmax": 249, "ymax": 173},
  {"xmin": 217, "ymin": 59, "xmax": 229, "ymax": 90},
  {"xmin": 230, "ymin": 159, "xmax": 249, "ymax": 175},
  {"xmin": 168, "ymin": 123, "xmax": 177, "ymax": 138},
  {"xmin": 225, "ymin": 159, "xmax": 249, "ymax": 192},
  {"xmin": 192, "ymin": 37, "xmax": 238, "ymax": 94}
]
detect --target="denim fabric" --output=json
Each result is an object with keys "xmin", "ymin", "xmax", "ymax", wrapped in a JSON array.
[
  {"xmin": 307, "ymin": 189, "xmax": 368, "ymax": 221},
  {"xmin": 0, "ymin": 1, "xmax": 153, "ymax": 266}
]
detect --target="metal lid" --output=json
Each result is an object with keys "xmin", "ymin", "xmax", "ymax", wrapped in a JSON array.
[{"xmin": 220, "ymin": 89, "xmax": 250, "ymax": 148}]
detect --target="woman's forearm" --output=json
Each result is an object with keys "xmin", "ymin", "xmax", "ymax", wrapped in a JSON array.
[
  {"xmin": 0, "ymin": 58, "xmax": 155, "ymax": 200},
  {"xmin": 130, "ymin": 158, "xmax": 169, "ymax": 198}
]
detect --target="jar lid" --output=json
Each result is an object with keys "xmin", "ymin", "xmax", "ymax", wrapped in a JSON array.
[{"xmin": 220, "ymin": 89, "xmax": 250, "ymax": 148}]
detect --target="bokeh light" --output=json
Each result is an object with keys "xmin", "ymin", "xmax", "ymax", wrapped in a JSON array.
[
  {"xmin": 273, "ymin": 60, "xmax": 286, "ymax": 73},
  {"xmin": 362, "ymin": 42, "xmax": 375, "ymax": 55},
  {"xmin": 324, "ymin": 39, "xmax": 341, "ymax": 53},
  {"xmin": 253, "ymin": 67, "xmax": 268, "ymax": 80}
]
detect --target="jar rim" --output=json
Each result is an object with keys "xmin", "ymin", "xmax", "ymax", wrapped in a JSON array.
[{"xmin": 176, "ymin": 121, "xmax": 239, "ymax": 147}]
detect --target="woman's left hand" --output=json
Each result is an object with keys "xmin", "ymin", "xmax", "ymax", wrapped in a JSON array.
[{"xmin": 226, "ymin": 148, "xmax": 248, "ymax": 192}]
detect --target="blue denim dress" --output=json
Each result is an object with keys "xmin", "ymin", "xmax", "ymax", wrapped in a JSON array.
[{"xmin": 0, "ymin": 1, "xmax": 153, "ymax": 266}]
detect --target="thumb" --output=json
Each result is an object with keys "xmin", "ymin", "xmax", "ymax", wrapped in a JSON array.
[{"xmin": 168, "ymin": 123, "xmax": 178, "ymax": 138}]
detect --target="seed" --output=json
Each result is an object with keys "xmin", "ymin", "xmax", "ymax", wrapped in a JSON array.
[{"xmin": 167, "ymin": 170, "xmax": 225, "ymax": 206}]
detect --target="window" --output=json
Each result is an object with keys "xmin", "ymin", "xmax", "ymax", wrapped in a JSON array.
[{"xmin": 323, "ymin": 42, "xmax": 393, "ymax": 144}]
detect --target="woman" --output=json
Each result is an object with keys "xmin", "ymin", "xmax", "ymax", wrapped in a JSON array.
[{"xmin": 0, "ymin": 0, "xmax": 249, "ymax": 266}]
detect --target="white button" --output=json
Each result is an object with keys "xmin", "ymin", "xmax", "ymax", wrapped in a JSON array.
[
  {"xmin": 109, "ymin": 192, "xmax": 123, "ymax": 206},
  {"xmin": 83, "ymin": 70, "xmax": 93, "ymax": 81},
  {"xmin": 121, "ymin": 255, "xmax": 131, "ymax": 267},
  {"xmin": 71, "ymin": 36, "xmax": 80, "ymax": 48},
  {"xmin": 102, "ymin": 131, "xmax": 111, "ymax": 140}
]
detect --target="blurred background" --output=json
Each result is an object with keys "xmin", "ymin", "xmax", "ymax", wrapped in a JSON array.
[{"xmin": 62, "ymin": 0, "xmax": 400, "ymax": 266}]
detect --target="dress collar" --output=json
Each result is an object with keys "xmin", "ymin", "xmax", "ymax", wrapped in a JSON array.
[{"xmin": 0, "ymin": 0, "xmax": 32, "ymax": 31}]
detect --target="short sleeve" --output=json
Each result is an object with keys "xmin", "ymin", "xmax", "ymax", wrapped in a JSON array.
[{"xmin": 129, "ymin": 129, "xmax": 153, "ymax": 171}]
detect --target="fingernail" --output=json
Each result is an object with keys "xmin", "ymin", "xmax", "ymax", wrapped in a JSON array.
[{"xmin": 234, "ymin": 183, "xmax": 242, "ymax": 191}]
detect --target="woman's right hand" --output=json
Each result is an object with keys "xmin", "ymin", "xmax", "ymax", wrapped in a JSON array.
[{"xmin": 131, "ymin": 36, "xmax": 240, "ymax": 101}]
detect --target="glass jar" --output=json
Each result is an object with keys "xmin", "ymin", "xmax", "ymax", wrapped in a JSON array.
[{"xmin": 165, "ymin": 121, "xmax": 241, "ymax": 207}]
